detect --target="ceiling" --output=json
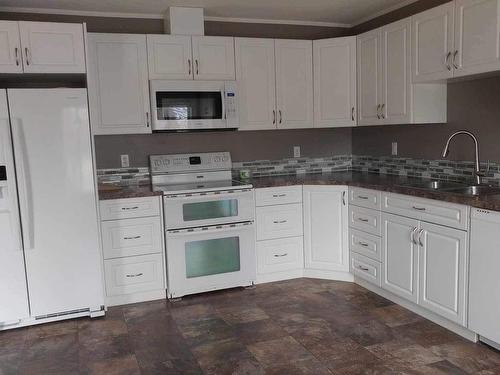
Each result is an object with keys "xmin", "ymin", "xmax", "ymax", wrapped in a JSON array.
[{"xmin": 0, "ymin": 0, "xmax": 418, "ymax": 27}]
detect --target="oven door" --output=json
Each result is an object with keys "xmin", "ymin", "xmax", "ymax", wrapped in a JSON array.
[
  {"xmin": 164, "ymin": 189, "xmax": 255, "ymax": 229},
  {"xmin": 165, "ymin": 222, "xmax": 256, "ymax": 298},
  {"xmin": 151, "ymin": 80, "xmax": 227, "ymax": 130}
]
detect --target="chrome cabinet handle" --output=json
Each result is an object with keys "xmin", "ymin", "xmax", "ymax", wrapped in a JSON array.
[
  {"xmin": 126, "ymin": 273, "xmax": 143, "ymax": 278},
  {"xmin": 358, "ymin": 265, "xmax": 370, "ymax": 272},
  {"xmin": 272, "ymin": 110, "xmax": 276, "ymax": 125},
  {"xmin": 279, "ymin": 110, "xmax": 282, "ymax": 124},
  {"xmin": 358, "ymin": 218, "xmax": 369, "ymax": 222},
  {"xmin": 272, "ymin": 194, "xmax": 286, "ymax": 198},
  {"xmin": 418, "ymin": 229, "xmax": 425, "ymax": 247},
  {"xmin": 121, "ymin": 206, "xmax": 139, "ymax": 210},
  {"xmin": 273, "ymin": 220, "xmax": 287, "ymax": 224},
  {"xmin": 15, "ymin": 47, "xmax": 20, "ymax": 66},
  {"xmin": 445, "ymin": 51, "xmax": 452, "ymax": 71},
  {"xmin": 342, "ymin": 191, "xmax": 346, "ymax": 206},
  {"xmin": 376, "ymin": 104, "xmax": 381, "ymax": 119},
  {"xmin": 124, "ymin": 236, "xmax": 141, "ymax": 240},
  {"xmin": 274, "ymin": 253, "xmax": 288, "ymax": 258},
  {"xmin": 412, "ymin": 206, "xmax": 426, "ymax": 211},
  {"xmin": 188, "ymin": 59, "xmax": 192, "ymax": 75},
  {"xmin": 357, "ymin": 195, "xmax": 369, "ymax": 200},
  {"xmin": 452, "ymin": 50, "xmax": 459, "ymax": 69},
  {"xmin": 381, "ymin": 104, "xmax": 385, "ymax": 119},
  {"xmin": 411, "ymin": 227, "xmax": 418, "ymax": 244},
  {"xmin": 358, "ymin": 241, "xmax": 369, "ymax": 247},
  {"xmin": 195, "ymin": 59, "xmax": 199, "ymax": 75},
  {"xmin": 146, "ymin": 112, "xmax": 150, "ymax": 127},
  {"xmin": 351, "ymin": 106, "xmax": 355, "ymax": 121},
  {"xmin": 24, "ymin": 48, "xmax": 30, "ymax": 66}
]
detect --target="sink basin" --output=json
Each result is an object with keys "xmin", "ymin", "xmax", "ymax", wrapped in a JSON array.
[
  {"xmin": 441, "ymin": 185, "xmax": 500, "ymax": 196},
  {"xmin": 398, "ymin": 180, "xmax": 465, "ymax": 191}
]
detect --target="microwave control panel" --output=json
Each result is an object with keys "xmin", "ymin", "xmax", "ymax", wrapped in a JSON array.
[{"xmin": 224, "ymin": 81, "xmax": 239, "ymax": 128}]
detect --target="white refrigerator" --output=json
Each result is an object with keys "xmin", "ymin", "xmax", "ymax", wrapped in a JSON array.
[{"xmin": 0, "ymin": 88, "xmax": 104, "ymax": 329}]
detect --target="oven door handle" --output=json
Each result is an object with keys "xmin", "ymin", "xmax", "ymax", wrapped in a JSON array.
[
  {"xmin": 166, "ymin": 222, "xmax": 254, "ymax": 237},
  {"xmin": 164, "ymin": 189, "xmax": 253, "ymax": 201}
]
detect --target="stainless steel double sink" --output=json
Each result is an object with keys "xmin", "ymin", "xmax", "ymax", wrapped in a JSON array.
[{"xmin": 397, "ymin": 180, "xmax": 500, "ymax": 197}]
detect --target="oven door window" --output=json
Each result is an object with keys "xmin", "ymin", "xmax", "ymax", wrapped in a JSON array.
[
  {"xmin": 185, "ymin": 237, "xmax": 241, "ymax": 278},
  {"xmin": 183, "ymin": 199, "xmax": 238, "ymax": 222},
  {"xmin": 156, "ymin": 91, "xmax": 223, "ymax": 120}
]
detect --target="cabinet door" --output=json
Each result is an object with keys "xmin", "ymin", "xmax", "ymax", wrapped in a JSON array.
[
  {"xmin": 0, "ymin": 21, "xmax": 22, "ymax": 73},
  {"xmin": 313, "ymin": 37, "xmax": 357, "ymax": 128},
  {"xmin": 275, "ymin": 40, "xmax": 314, "ymax": 129},
  {"xmin": 147, "ymin": 34, "xmax": 192, "ymax": 80},
  {"xmin": 382, "ymin": 213, "xmax": 419, "ymax": 303},
  {"xmin": 19, "ymin": 21, "xmax": 85, "ymax": 73},
  {"xmin": 412, "ymin": 2, "xmax": 455, "ymax": 82},
  {"xmin": 381, "ymin": 18, "xmax": 412, "ymax": 124},
  {"xmin": 87, "ymin": 33, "xmax": 151, "ymax": 135},
  {"xmin": 454, "ymin": 0, "xmax": 500, "ymax": 77},
  {"xmin": 357, "ymin": 29, "xmax": 383, "ymax": 126},
  {"xmin": 303, "ymin": 185, "xmax": 348, "ymax": 272},
  {"xmin": 418, "ymin": 222, "xmax": 467, "ymax": 325},
  {"xmin": 192, "ymin": 36, "xmax": 235, "ymax": 80},
  {"xmin": 235, "ymin": 38, "xmax": 277, "ymax": 130}
]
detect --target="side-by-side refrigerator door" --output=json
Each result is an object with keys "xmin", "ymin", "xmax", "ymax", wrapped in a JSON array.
[{"xmin": 0, "ymin": 89, "xmax": 30, "ymax": 326}]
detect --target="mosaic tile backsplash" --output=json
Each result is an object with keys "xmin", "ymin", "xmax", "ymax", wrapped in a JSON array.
[{"xmin": 97, "ymin": 155, "xmax": 500, "ymax": 187}]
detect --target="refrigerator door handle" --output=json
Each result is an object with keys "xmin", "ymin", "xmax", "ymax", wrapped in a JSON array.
[{"xmin": 11, "ymin": 118, "xmax": 34, "ymax": 251}]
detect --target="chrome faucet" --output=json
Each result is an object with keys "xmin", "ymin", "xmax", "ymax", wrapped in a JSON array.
[{"xmin": 442, "ymin": 130, "xmax": 483, "ymax": 185}]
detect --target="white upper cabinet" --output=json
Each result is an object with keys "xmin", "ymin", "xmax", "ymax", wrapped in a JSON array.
[
  {"xmin": 275, "ymin": 40, "xmax": 314, "ymax": 129},
  {"xmin": 412, "ymin": 2, "xmax": 455, "ymax": 82},
  {"xmin": 146, "ymin": 35, "xmax": 235, "ymax": 80},
  {"xmin": 454, "ymin": 0, "xmax": 500, "ymax": 77},
  {"xmin": 357, "ymin": 29, "xmax": 383, "ymax": 126},
  {"xmin": 192, "ymin": 36, "xmax": 235, "ymax": 80},
  {"xmin": 19, "ymin": 21, "xmax": 85, "ymax": 73},
  {"xmin": 147, "ymin": 34, "xmax": 192, "ymax": 80},
  {"xmin": 303, "ymin": 185, "xmax": 349, "ymax": 273},
  {"xmin": 0, "ymin": 21, "xmax": 85, "ymax": 74},
  {"xmin": 0, "ymin": 21, "xmax": 22, "ymax": 73},
  {"xmin": 87, "ymin": 33, "xmax": 151, "ymax": 135},
  {"xmin": 381, "ymin": 18, "xmax": 412, "ymax": 124},
  {"xmin": 235, "ymin": 38, "xmax": 277, "ymax": 131},
  {"xmin": 313, "ymin": 37, "xmax": 357, "ymax": 127}
]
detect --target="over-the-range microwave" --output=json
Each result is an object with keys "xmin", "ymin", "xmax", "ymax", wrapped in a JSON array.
[{"xmin": 150, "ymin": 80, "xmax": 238, "ymax": 131}]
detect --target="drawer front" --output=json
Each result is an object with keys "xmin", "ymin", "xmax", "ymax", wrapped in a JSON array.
[
  {"xmin": 101, "ymin": 217, "xmax": 163, "ymax": 259},
  {"xmin": 255, "ymin": 186, "xmax": 302, "ymax": 207},
  {"xmin": 349, "ymin": 228, "xmax": 382, "ymax": 262},
  {"xmin": 257, "ymin": 236, "xmax": 304, "ymax": 274},
  {"xmin": 349, "ymin": 206, "xmax": 382, "ymax": 236},
  {"xmin": 382, "ymin": 192, "xmax": 469, "ymax": 230},
  {"xmin": 256, "ymin": 203, "xmax": 303, "ymax": 240},
  {"xmin": 349, "ymin": 187, "xmax": 382, "ymax": 210},
  {"xmin": 351, "ymin": 252, "xmax": 381, "ymax": 287},
  {"xmin": 104, "ymin": 253, "xmax": 164, "ymax": 296},
  {"xmin": 100, "ymin": 197, "xmax": 161, "ymax": 221}
]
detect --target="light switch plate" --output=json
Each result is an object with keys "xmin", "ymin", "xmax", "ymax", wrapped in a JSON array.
[
  {"xmin": 293, "ymin": 146, "xmax": 301, "ymax": 158},
  {"xmin": 120, "ymin": 154, "xmax": 130, "ymax": 168},
  {"xmin": 392, "ymin": 142, "xmax": 398, "ymax": 156}
]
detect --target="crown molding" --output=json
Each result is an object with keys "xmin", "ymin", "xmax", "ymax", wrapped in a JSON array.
[
  {"xmin": 0, "ymin": 6, "xmax": 163, "ymax": 19},
  {"xmin": 204, "ymin": 16, "xmax": 350, "ymax": 28},
  {"xmin": 350, "ymin": 0, "xmax": 420, "ymax": 27}
]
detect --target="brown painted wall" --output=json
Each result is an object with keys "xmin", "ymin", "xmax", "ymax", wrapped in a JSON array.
[{"xmin": 94, "ymin": 128, "xmax": 352, "ymax": 168}]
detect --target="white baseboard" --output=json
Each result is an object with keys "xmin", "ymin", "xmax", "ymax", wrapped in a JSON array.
[
  {"xmin": 105, "ymin": 289, "xmax": 166, "ymax": 307},
  {"xmin": 303, "ymin": 269, "xmax": 354, "ymax": 282},
  {"xmin": 256, "ymin": 269, "xmax": 303, "ymax": 284},
  {"xmin": 355, "ymin": 277, "xmax": 478, "ymax": 342}
]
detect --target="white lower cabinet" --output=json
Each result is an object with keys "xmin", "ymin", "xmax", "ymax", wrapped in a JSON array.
[
  {"xmin": 303, "ymin": 185, "xmax": 349, "ymax": 274},
  {"xmin": 351, "ymin": 252, "xmax": 382, "ymax": 287},
  {"xmin": 257, "ymin": 237, "xmax": 304, "ymax": 274}
]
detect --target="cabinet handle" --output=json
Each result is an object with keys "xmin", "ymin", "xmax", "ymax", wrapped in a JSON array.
[
  {"xmin": 188, "ymin": 59, "xmax": 192, "ymax": 75},
  {"xmin": 410, "ymin": 226, "xmax": 418, "ymax": 244},
  {"xmin": 124, "ymin": 235, "xmax": 141, "ymax": 240},
  {"xmin": 381, "ymin": 104, "xmax": 385, "ymax": 119},
  {"xmin": 146, "ymin": 112, "xmax": 150, "ymax": 127},
  {"xmin": 445, "ymin": 51, "xmax": 452, "ymax": 71},
  {"xmin": 274, "ymin": 253, "xmax": 288, "ymax": 258},
  {"xmin": 272, "ymin": 110, "xmax": 276, "ymax": 125},
  {"xmin": 358, "ymin": 218, "xmax": 369, "ymax": 222},
  {"xmin": 273, "ymin": 220, "xmax": 287, "ymax": 224},
  {"xmin": 452, "ymin": 50, "xmax": 459, "ymax": 69},
  {"xmin": 418, "ymin": 229, "xmax": 425, "ymax": 247},
  {"xmin": 376, "ymin": 104, "xmax": 381, "ymax": 119},
  {"xmin": 272, "ymin": 194, "xmax": 286, "ymax": 198},
  {"xmin": 121, "ymin": 206, "xmax": 139, "ymax": 210},
  {"xmin": 412, "ymin": 206, "xmax": 426, "ymax": 211},
  {"xmin": 358, "ymin": 265, "xmax": 370, "ymax": 272},
  {"xmin": 126, "ymin": 273, "xmax": 143, "ymax": 278},
  {"xmin": 279, "ymin": 110, "xmax": 282, "ymax": 124},
  {"xmin": 195, "ymin": 59, "xmax": 199, "ymax": 75},
  {"xmin": 357, "ymin": 195, "xmax": 369, "ymax": 200},
  {"xmin": 14, "ymin": 47, "xmax": 20, "ymax": 66},
  {"xmin": 358, "ymin": 241, "xmax": 369, "ymax": 247},
  {"xmin": 351, "ymin": 106, "xmax": 355, "ymax": 121},
  {"xmin": 24, "ymin": 48, "xmax": 30, "ymax": 66},
  {"xmin": 342, "ymin": 191, "xmax": 346, "ymax": 206}
]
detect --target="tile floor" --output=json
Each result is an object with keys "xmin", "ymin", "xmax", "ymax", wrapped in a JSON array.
[{"xmin": 1, "ymin": 278, "xmax": 500, "ymax": 374}]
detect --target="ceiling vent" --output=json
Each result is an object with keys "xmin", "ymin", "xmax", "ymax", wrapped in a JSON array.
[{"xmin": 165, "ymin": 7, "xmax": 205, "ymax": 36}]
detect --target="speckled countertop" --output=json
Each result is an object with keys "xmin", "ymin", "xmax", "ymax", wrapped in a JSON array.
[
  {"xmin": 98, "ymin": 171, "xmax": 500, "ymax": 211},
  {"xmin": 98, "ymin": 184, "xmax": 163, "ymax": 201}
]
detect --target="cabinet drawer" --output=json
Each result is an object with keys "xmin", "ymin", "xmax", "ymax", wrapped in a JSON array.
[
  {"xmin": 349, "ymin": 228, "xmax": 382, "ymax": 262},
  {"xmin": 257, "ymin": 236, "xmax": 304, "ymax": 274},
  {"xmin": 255, "ymin": 186, "xmax": 302, "ymax": 206},
  {"xmin": 349, "ymin": 206, "xmax": 381, "ymax": 236},
  {"xmin": 101, "ymin": 217, "xmax": 163, "ymax": 259},
  {"xmin": 256, "ymin": 203, "xmax": 303, "ymax": 240},
  {"xmin": 104, "ymin": 254, "xmax": 164, "ymax": 296},
  {"xmin": 349, "ymin": 187, "xmax": 381, "ymax": 210},
  {"xmin": 351, "ymin": 252, "xmax": 381, "ymax": 287},
  {"xmin": 382, "ymin": 192, "xmax": 469, "ymax": 230},
  {"xmin": 100, "ymin": 197, "xmax": 161, "ymax": 220}
]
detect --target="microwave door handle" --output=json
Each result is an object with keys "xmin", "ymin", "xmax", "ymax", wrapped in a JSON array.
[{"xmin": 221, "ymin": 90, "xmax": 227, "ymax": 123}]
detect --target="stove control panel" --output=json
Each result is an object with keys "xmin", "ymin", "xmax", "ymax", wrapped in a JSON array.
[{"xmin": 150, "ymin": 152, "xmax": 232, "ymax": 174}]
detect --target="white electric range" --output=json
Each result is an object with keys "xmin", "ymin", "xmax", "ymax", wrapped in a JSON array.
[{"xmin": 150, "ymin": 152, "xmax": 256, "ymax": 299}]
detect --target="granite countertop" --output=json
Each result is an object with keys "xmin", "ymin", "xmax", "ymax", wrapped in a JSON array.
[{"xmin": 98, "ymin": 171, "xmax": 500, "ymax": 211}]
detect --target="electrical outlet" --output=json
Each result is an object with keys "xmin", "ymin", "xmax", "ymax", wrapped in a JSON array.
[
  {"xmin": 392, "ymin": 142, "xmax": 398, "ymax": 156},
  {"xmin": 293, "ymin": 146, "xmax": 301, "ymax": 158},
  {"xmin": 120, "ymin": 154, "xmax": 130, "ymax": 168}
]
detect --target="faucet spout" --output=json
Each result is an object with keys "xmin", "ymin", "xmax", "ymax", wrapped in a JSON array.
[{"xmin": 441, "ymin": 130, "xmax": 482, "ymax": 185}]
